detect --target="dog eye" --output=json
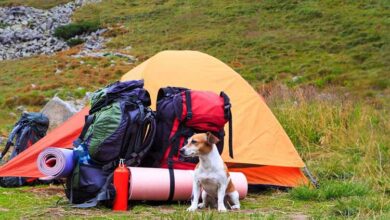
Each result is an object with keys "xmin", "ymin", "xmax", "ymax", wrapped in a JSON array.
[{"xmin": 191, "ymin": 140, "xmax": 197, "ymax": 144}]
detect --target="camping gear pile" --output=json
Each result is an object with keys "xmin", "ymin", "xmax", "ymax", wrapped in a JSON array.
[{"xmin": 0, "ymin": 50, "xmax": 312, "ymax": 208}]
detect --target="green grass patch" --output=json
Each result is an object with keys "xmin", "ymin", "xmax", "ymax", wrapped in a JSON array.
[
  {"xmin": 333, "ymin": 196, "xmax": 390, "ymax": 218},
  {"xmin": 66, "ymin": 38, "xmax": 85, "ymax": 47},
  {"xmin": 54, "ymin": 21, "xmax": 100, "ymax": 40},
  {"xmin": 290, "ymin": 181, "xmax": 370, "ymax": 201},
  {"xmin": 0, "ymin": 0, "xmax": 72, "ymax": 9}
]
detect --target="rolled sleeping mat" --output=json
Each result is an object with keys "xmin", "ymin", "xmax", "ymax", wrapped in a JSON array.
[
  {"xmin": 37, "ymin": 147, "xmax": 74, "ymax": 179},
  {"xmin": 127, "ymin": 167, "xmax": 248, "ymax": 201}
]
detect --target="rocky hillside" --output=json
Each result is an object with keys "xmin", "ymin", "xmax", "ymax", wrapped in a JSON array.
[{"xmin": 0, "ymin": 0, "xmax": 104, "ymax": 60}]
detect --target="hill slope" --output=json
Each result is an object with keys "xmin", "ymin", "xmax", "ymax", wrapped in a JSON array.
[
  {"xmin": 73, "ymin": 0, "xmax": 389, "ymax": 95},
  {"xmin": 0, "ymin": 0, "xmax": 389, "ymax": 219}
]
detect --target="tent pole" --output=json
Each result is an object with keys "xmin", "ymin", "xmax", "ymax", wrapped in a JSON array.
[{"xmin": 303, "ymin": 166, "xmax": 319, "ymax": 188}]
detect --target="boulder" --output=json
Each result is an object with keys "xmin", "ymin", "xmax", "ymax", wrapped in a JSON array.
[{"xmin": 41, "ymin": 96, "xmax": 78, "ymax": 131}]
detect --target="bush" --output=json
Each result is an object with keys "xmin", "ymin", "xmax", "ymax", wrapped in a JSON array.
[
  {"xmin": 66, "ymin": 38, "xmax": 85, "ymax": 47},
  {"xmin": 0, "ymin": 21, "xmax": 8, "ymax": 28},
  {"xmin": 54, "ymin": 21, "xmax": 100, "ymax": 40}
]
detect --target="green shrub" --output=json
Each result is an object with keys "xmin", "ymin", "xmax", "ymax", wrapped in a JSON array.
[
  {"xmin": 54, "ymin": 21, "xmax": 100, "ymax": 40},
  {"xmin": 0, "ymin": 21, "xmax": 8, "ymax": 28},
  {"xmin": 66, "ymin": 38, "xmax": 85, "ymax": 47}
]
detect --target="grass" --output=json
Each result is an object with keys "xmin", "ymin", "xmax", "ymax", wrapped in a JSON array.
[
  {"xmin": 0, "ymin": 0, "xmax": 389, "ymax": 219},
  {"xmin": 0, "ymin": 0, "xmax": 72, "ymax": 9},
  {"xmin": 72, "ymin": 0, "xmax": 389, "ymax": 98},
  {"xmin": 289, "ymin": 181, "xmax": 370, "ymax": 201}
]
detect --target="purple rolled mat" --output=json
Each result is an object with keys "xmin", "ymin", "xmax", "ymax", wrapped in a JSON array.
[{"xmin": 37, "ymin": 147, "xmax": 74, "ymax": 179}]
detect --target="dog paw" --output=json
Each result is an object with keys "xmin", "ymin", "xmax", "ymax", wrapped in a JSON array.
[
  {"xmin": 218, "ymin": 206, "xmax": 227, "ymax": 212},
  {"xmin": 231, "ymin": 204, "xmax": 240, "ymax": 210},
  {"xmin": 198, "ymin": 203, "xmax": 206, "ymax": 209},
  {"xmin": 187, "ymin": 206, "xmax": 198, "ymax": 212}
]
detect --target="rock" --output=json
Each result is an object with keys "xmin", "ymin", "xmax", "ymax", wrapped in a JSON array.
[
  {"xmin": 55, "ymin": 68, "xmax": 62, "ymax": 75},
  {"xmin": 40, "ymin": 96, "xmax": 78, "ymax": 131},
  {"xmin": 292, "ymin": 76, "xmax": 302, "ymax": 83},
  {"xmin": 8, "ymin": 112, "xmax": 17, "ymax": 118},
  {"xmin": 72, "ymin": 51, "xmax": 137, "ymax": 62},
  {"xmin": 16, "ymin": 105, "xmax": 27, "ymax": 112}
]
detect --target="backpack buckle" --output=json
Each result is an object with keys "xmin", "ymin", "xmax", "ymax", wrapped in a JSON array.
[
  {"xmin": 186, "ymin": 112, "xmax": 193, "ymax": 120},
  {"xmin": 167, "ymin": 158, "xmax": 174, "ymax": 167},
  {"xmin": 224, "ymin": 104, "xmax": 231, "ymax": 119}
]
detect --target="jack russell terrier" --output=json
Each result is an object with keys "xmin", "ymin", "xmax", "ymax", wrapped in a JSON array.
[{"xmin": 180, "ymin": 132, "xmax": 240, "ymax": 212}]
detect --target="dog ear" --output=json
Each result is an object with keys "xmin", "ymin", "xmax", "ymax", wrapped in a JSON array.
[{"xmin": 206, "ymin": 132, "xmax": 220, "ymax": 145}]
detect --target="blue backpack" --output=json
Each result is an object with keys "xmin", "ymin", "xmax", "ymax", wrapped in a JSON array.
[{"xmin": 0, "ymin": 112, "xmax": 49, "ymax": 187}]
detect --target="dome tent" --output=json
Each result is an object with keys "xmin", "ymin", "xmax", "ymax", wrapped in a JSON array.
[{"xmin": 0, "ymin": 50, "xmax": 308, "ymax": 188}]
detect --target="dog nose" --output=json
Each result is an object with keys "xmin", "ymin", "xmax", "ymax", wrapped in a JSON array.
[{"xmin": 179, "ymin": 148, "xmax": 185, "ymax": 153}]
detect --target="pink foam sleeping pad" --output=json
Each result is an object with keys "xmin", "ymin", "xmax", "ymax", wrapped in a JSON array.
[{"xmin": 128, "ymin": 167, "xmax": 248, "ymax": 201}]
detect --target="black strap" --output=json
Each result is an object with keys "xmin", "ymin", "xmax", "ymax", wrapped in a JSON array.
[
  {"xmin": 79, "ymin": 115, "xmax": 95, "ymax": 141},
  {"xmin": 185, "ymin": 90, "xmax": 192, "ymax": 120},
  {"xmin": 166, "ymin": 124, "xmax": 184, "ymax": 202},
  {"xmin": 228, "ymin": 112, "xmax": 233, "ymax": 159},
  {"xmin": 167, "ymin": 159, "xmax": 175, "ymax": 201},
  {"xmin": 220, "ymin": 92, "xmax": 233, "ymax": 158}
]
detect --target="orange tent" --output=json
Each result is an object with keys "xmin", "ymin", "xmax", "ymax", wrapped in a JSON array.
[{"xmin": 0, "ymin": 50, "xmax": 308, "ymax": 187}]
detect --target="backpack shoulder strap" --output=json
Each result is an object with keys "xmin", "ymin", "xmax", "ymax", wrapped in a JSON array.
[
  {"xmin": 220, "ymin": 92, "xmax": 233, "ymax": 159},
  {"xmin": 0, "ymin": 122, "xmax": 24, "ymax": 159},
  {"xmin": 184, "ymin": 90, "xmax": 193, "ymax": 120},
  {"xmin": 73, "ymin": 115, "xmax": 95, "ymax": 147}
]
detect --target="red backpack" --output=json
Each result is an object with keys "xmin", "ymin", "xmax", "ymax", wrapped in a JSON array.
[{"xmin": 143, "ymin": 87, "xmax": 233, "ymax": 200}]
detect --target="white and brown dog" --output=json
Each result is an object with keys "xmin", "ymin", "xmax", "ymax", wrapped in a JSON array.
[{"xmin": 180, "ymin": 132, "xmax": 240, "ymax": 212}]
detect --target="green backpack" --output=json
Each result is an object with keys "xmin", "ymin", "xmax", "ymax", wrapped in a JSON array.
[{"xmin": 66, "ymin": 80, "xmax": 156, "ymax": 207}]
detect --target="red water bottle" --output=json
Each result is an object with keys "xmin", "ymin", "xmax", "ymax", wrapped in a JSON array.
[{"xmin": 113, "ymin": 159, "xmax": 129, "ymax": 211}]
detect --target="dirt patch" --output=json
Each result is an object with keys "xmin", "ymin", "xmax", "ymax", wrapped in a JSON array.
[
  {"xmin": 0, "ymin": 207, "xmax": 9, "ymax": 211},
  {"xmin": 21, "ymin": 185, "xmax": 65, "ymax": 197},
  {"xmin": 289, "ymin": 213, "xmax": 310, "ymax": 220}
]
